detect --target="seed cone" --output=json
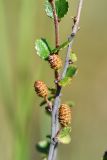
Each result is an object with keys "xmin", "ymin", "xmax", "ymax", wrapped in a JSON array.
[
  {"xmin": 59, "ymin": 104, "xmax": 72, "ymax": 127},
  {"xmin": 34, "ymin": 80, "xmax": 48, "ymax": 98},
  {"xmin": 48, "ymin": 54, "xmax": 62, "ymax": 70}
]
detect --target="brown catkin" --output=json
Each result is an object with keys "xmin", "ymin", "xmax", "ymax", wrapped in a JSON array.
[
  {"xmin": 48, "ymin": 54, "xmax": 62, "ymax": 70},
  {"xmin": 59, "ymin": 104, "xmax": 72, "ymax": 127},
  {"xmin": 34, "ymin": 80, "xmax": 48, "ymax": 98}
]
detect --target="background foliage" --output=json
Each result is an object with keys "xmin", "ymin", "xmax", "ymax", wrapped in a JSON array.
[{"xmin": 0, "ymin": 0, "xmax": 107, "ymax": 160}]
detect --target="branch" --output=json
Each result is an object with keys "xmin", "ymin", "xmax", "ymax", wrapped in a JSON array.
[
  {"xmin": 48, "ymin": 0, "xmax": 84, "ymax": 160},
  {"xmin": 48, "ymin": 1, "xmax": 60, "ymax": 159},
  {"xmin": 62, "ymin": 0, "xmax": 83, "ymax": 78},
  {"xmin": 50, "ymin": 0, "xmax": 59, "ymax": 48},
  {"xmin": 49, "ymin": 0, "xmax": 60, "ymax": 136},
  {"xmin": 49, "ymin": 0, "xmax": 60, "ymax": 90}
]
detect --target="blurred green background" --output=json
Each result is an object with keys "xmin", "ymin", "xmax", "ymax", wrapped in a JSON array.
[{"xmin": 0, "ymin": 0, "xmax": 107, "ymax": 160}]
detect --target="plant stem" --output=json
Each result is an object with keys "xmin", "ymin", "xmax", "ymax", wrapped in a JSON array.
[
  {"xmin": 48, "ymin": 0, "xmax": 84, "ymax": 160},
  {"xmin": 48, "ymin": 87, "xmax": 61, "ymax": 160},
  {"xmin": 50, "ymin": 0, "xmax": 60, "ymax": 83},
  {"xmin": 50, "ymin": 0, "xmax": 59, "ymax": 48},
  {"xmin": 62, "ymin": 0, "xmax": 84, "ymax": 78},
  {"xmin": 50, "ymin": 0, "xmax": 60, "ymax": 141},
  {"xmin": 48, "ymin": 1, "xmax": 60, "ymax": 160}
]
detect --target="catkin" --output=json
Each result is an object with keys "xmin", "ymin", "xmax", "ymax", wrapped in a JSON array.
[
  {"xmin": 59, "ymin": 104, "xmax": 72, "ymax": 127},
  {"xmin": 48, "ymin": 54, "xmax": 62, "ymax": 70},
  {"xmin": 34, "ymin": 80, "xmax": 48, "ymax": 98}
]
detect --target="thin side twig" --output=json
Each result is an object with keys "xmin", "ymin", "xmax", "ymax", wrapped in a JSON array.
[
  {"xmin": 48, "ymin": 0, "xmax": 84, "ymax": 160},
  {"xmin": 50, "ymin": 0, "xmax": 59, "ymax": 48},
  {"xmin": 62, "ymin": 0, "xmax": 83, "ymax": 78}
]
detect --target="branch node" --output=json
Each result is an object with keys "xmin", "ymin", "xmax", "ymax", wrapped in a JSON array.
[
  {"xmin": 45, "ymin": 106, "xmax": 52, "ymax": 112},
  {"xmin": 51, "ymin": 138, "xmax": 57, "ymax": 145},
  {"xmin": 54, "ymin": 79, "xmax": 59, "ymax": 84},
  {"xmin": 72, "ymin": 16, "xmax": 77, "ymax": 24},
  {"xmin": 69, "ymin": 59, "xmax": 73, "ymax": 65},
  {"xmin": 71, "ymin": 32, "xmax": 76, "ymax": 37}
]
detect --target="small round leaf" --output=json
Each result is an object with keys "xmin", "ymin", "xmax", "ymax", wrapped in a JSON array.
[{"xmin": 35, "ymin": 38, "xmax": 51, "ymax": 60}]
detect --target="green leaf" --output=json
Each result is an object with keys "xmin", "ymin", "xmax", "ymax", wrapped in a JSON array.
[
  {"xmin": 45, "ymin": 0, "xmax": 69, "ymax": 20},
  {"xmin": 66, "ymin": 66, "xmax": 77, "ymax": 77},
  {"xmin": 57, "ymin": 134, "xmax": 71, "ymax": 144},
  {"xmin": 35, "ymin": 38, "xmax": 51, "ymax": 60},
  {"xmin": 70, "ymin": 52, "xmax": 77, "ymax": 63},
  {"xmin": 45, "ymin": 0, "xmax": 53, "ymax": 18},
  {"xmin": 60, "ymin": 127, "xmax": 72, "ymax": 136},
  {"xmin": 59, "ymin": 77, "xmax": 72, "ymax": 87},
  {"xmin": 51, "ymin": 39, "xmax": 70, "ymax": 54},
  {"xmin": 36, "ymin": 140, "xmax": 50, "ymax": 154},
  {"xmin": 59, "ymin": 66, "xmax": 77, "ymax": 87},
  {"xmin": 55, "ymin": 0, "xmax": 69, "ymax": 19},
  {"xmin": 103, "ymin": 152, "xmax": 107, "ymax": 160},
  {"xmin": 57, "ymin": 127, "xmax": 71, "ymax": 144}
]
